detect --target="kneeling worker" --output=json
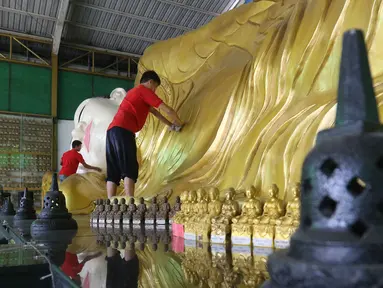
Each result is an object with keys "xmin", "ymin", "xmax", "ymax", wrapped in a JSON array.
[
  {"xmin": 106, "ymin": 70, "xmax": 184, "ymax": 198},
  {"xmin": 59, "ymin": 140, "xmax": 102, "ymax": 182}
]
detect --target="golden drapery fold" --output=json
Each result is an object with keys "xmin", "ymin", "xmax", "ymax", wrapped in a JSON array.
[{"xmin": 135, "ymin": 0, "xmax": 383, "ymax": 201}]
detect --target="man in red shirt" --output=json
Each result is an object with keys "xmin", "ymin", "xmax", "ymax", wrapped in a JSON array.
[
  {"xmin": 59, "ymin": 140, "xmax": 102, "ymax": 182},
  {"xmin": 106, "ymin": 70, "xmax": 184, "ymax": 198}
]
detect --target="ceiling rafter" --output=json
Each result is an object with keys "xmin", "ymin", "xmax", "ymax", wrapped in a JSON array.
[
  {"xmin": 155, "ymin": 0, "xmax": 219, "ymax": 16},
  {"xmin": 73, "ymin": 3, "xmax": 192, "ymax": 32},
  {"xmin": 0, "ymin": 6, "xmax": 56, "ymax": 21},
  {"xmin": 66, "ymin": 22, "xmax": 157, "ymax": 43},
  {"xmin": 52, "ymin": 0, "xmax": 70, "ymax": 54}
]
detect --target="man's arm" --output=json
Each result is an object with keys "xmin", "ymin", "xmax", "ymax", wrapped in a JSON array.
[
  {"xmin": 149, "ymin": 107, "xmax": 173, "ymax": 127},
  {"xmin": 157, "ymin": 103, "xmax": 183, "ymax": 127},
  {"xmin": 82, "ymin": 162, "xmax": 102, "ymax": 172}
]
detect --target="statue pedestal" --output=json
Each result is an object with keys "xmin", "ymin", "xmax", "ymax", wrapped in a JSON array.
[
  {"xmin": 252, "ymin": 224, "xmax": 275, "ymax": 247},
  {"xmin": 156, "ymin": 219, "xmax": 167, "ymax": 225},
  {"xmin": 145, "ymin": 218, "xmax": 155, "ymax": 225},
  {"xmin": 274, "ymin": 225, "xmax": 297, "ymax": 249},
  {"xmin": 211, "ymin": 223, "xmax": 230, "ymax": 243},
  {"xmin": 172, "ymin": 223, "xmax": 184, "ymax": 237},
  {"xmin": 197, "ymin": 224, "xmax": 211, "ymax": 243},
  {"xmin": 122, "ymin": 217, "xmax": 131, "ymax": 225},
  {"xmin": 184, "ymin": 223, "xmax": 197, "ymax": 240},
  {"xmin": 231, "ymin": 223, "xmax": 252, "ymax": 245}
]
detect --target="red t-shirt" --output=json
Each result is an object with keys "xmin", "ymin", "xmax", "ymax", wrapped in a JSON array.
[
  {"xmin": 108, "ymin": 85, "xmax": 163, "ymax": 133},
  {"xmin": 61, "ymin": 252, "xmax": 84, "ymax": 279},
  {"xmin": 59, "ymin": 149, "xmax": 85, "ymax": 176}
]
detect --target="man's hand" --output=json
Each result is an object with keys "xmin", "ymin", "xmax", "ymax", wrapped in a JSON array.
[{"xmin": 169, "ymin": 123, "xmax": 185, "ymax": 132}]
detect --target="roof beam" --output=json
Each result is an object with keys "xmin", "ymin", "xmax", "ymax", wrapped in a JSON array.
[
  {"xmin": 0, "ymin": 29, "xmax": 142, "ymax": 57},
  {"xmin": 66, "ymin": 22, "xmax": 157, "ymax": 43},
  {"xmin": 0, "ymin": 6, "xmax": 56, "ymax": 21},
  {"xmin": 52, "ymin": 0, "xmax": 70, "ymax": 55},
  {"xmin": 155, "ymin": 0, "xmax": 219, "ymax": 16},
  {"xmin": 73, "ymin": 3, "xmax": 191, "ymax": 32}
]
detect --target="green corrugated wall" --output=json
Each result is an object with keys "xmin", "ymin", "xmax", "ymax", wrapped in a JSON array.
[{"xmin": 0, "ymin": 61, "xmax": 134, "ymax": 119}]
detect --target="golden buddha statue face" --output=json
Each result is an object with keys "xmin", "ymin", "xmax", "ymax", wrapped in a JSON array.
[
  {"xmin": 188, "ymin": 190, "xmax": 197, "ymax": 202},
  {"xmin": 268, "ymin": 184, "xmax": 279, "ymax": 198},
  {"xmin": 245, "ymin": 186, "xmax": 257, "ymax": 199},
  {"xmin": 292, "ymin": 183, "xmax": 301, "ymax": 198},
  {"xmin": 180, "ymin": 191, "xmax": 189, "ymax": 202},
  {"xmin": 196, "ymin": 188, "xmax": 207, "ymax": 202},
  {"xmin": 225, "ymin": 188, "xmax": 235, "ymax": 201},
  {"xmin": 208, "ymin": 187, "xmax": 219, "ymax": 201}
]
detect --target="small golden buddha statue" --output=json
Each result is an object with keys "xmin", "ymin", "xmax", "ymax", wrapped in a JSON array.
[
  {"xmin": 211, "ymin": 188, "xmax": 240, "ymax": 242},
  {"xmin": 253, "ymin": 184, "xmax": 284, "ymax": 225},
  {"xmin": 145, "ymin": 196, "xmax": 159, "ymax": 224},
  {"xmin": 274, "ymin": 183, "xmax": 301, "ymax": 248},
  {"xmin": 232, "ymin": 186, "xmax": 262, "ymax": 243},
  {"xmin": 133, "ymin": 197, "xmax": 146, "ymax": 224},
  {"xmin": 122, "ymin": 198, "xmax": 136, "ymax": 225},
  {"xmin": 184, "ymin": 190, "xmax": 197, "ymax": 223},
  {"xmin": 172, "ymin": 191, "xmax": 189, "ymax": 224},
  {"xmin": 276, "ymin": 183, "xmax": 300, "ymax": 226},
  {"xmin": 157, "ymin": 196, "xmax": 171, "ymax": 224},
  {"xmin": 232, "ymin": 186, "xmax": 262, "ymax": 224},
  {"xmin": 99, "ymin": 199, "xmax": 111, "ymax": 225},
  {"xmin": 91, "ymin": 199, "xmax": 104, "ymax": 224},
  {"xmin": 198, "ymin": 187, "xmax": 222, "ymax": 242},
  {"xmin": 185, "ymin": 188, "xmax": 209, "ymax": 239},
  {"xmin": 252, "ymin": 184, "xmax": 285, "ymax": 247},
  {"xmin": 114, "ymin": 198, "xmax": 127, "ymax": 225},
  {"xmin": 211, "ymin": 188, "xmax": 239, "ymax": 225}
]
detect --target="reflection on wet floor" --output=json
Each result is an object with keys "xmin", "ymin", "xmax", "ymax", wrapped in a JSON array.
[{"xmin": 88, "ymin": 218, "xmax": 273, "ymax": 288}]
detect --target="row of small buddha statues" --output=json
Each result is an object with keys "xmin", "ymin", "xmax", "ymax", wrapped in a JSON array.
[
  {"xmin": 92, "ymin": 223, "xmax": 172, "ymax": 252},
  {"xmin": 181, "ymin": 243, "xmax": 271, "ymax": 287},
  {"xmin": 90, "ymin": 196, "xmax": 181, "ymax": 226},
  {"xmin": 173, "ymin": 183, "xmax": 301, "ymax": 247}
]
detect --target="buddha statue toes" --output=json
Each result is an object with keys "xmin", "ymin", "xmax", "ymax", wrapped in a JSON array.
[
  {"xmin": 253, "ymin": 184, "xmax": 285, "ymax": 225},
  {"xmin": 232, "ymin": 186, "xmax": 262, "ymax": 225}
]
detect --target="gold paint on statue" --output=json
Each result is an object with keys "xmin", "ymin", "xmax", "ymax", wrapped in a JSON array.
[
  {"xmin": 253, "ymin": 184, "xmax": 284, "ymax": 225},
  {"xmin": 199, "ymin": 187, "xmax": 223, "ymax": 242},
  {"xmin": 211, "ymin": 188, "xmax": 240, "ymax": 238},
  {"xmin": 253, "ymin": 184, "xmax": 285, "ymax": 246},
  {"xmin": 172, "ymin": 191, "xmax": 189, "ymax": 224},
  {"xmin": 186, "ymin": 188, "xmax": 209, "ymax": 236},
  {"xmin": 232, "ymin": 186, "xmax": 263, "ymax": 241},
  {"xmin": 275, "ymin": 183, "xmax": 301, "ymax": 245},
  {"xmin": 42, "ymin": 0, "xmax": 383, "ymax": 214}
]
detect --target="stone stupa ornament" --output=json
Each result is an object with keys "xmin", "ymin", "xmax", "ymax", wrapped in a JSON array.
[
  {"xmin": 263, "ymin": 30, "xmax": 383, "ymax": 287},
  {"xmin": 14, "ymin": 187, "xmax": 36, "ymax": 220},
  {"xmin": 1, "ymin": 196, "xmax": 15, "ymax": 216},
  {"xmin": 31, "ymin": 173, "xmax": 77, "ymax": 235}
]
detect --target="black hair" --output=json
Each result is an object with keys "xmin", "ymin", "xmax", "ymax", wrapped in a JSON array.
[
  {"xmin": 72, "ymin": 140, "xmax": 82, "ymax": 148},
  {"xmin": 140, "ymin": 70, "xmax": 161, "ymax": 85}
]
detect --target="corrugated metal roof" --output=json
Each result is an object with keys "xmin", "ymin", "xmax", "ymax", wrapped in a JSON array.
[{"xmin": 0, "ymin": 0, "xmax": 242, "ymax": 55}]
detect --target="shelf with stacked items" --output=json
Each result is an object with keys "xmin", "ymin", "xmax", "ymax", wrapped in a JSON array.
[{"xmin": 0, "ymin": 113, "xmax": 53, "ymax": 209}]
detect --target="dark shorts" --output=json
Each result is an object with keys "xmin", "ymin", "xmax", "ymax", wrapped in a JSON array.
[
  {"xmin": 106, "ymin": 253, "xmax": 139, "ymax": 288},
  {"xmin": 106, "ymin": 127, "xmax": 138, "ymax": 185}
]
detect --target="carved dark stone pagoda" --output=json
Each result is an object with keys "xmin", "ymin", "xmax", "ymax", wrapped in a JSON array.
[
  {"xmin": 14, "ymin": 188, "xmax": 36, "ymax": 220},
  {"xmin": 31, "ymin": 173, "xmax": 77, "ymax": 236},
  {"xmin": 1, "ymin": 197, "xmax": 15, "ymax": 216},
  {"xmin": 263, "ymin": 30, "xmax": 383, "ymax": 287}
]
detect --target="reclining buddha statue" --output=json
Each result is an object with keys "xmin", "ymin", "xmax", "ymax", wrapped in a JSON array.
[{"xmin": 43, "ymin": 0, "xmax": 383, "ymax": 214}]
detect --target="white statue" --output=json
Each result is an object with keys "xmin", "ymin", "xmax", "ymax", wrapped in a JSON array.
[{"xmin": 71, "ymin": 88, "xmax": 134, "ymax": 174}]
